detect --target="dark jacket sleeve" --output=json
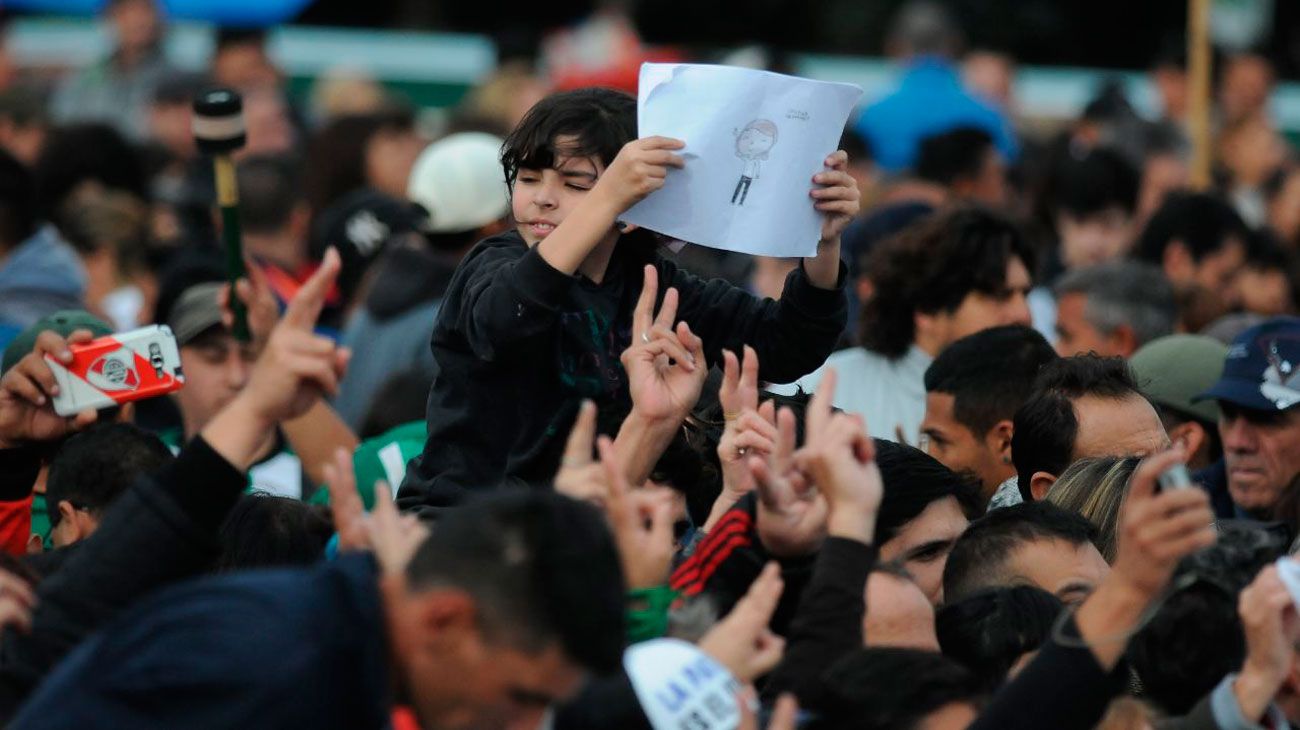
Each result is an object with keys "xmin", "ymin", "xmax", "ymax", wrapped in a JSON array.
[
  {"xmin": 664, "ymin": 257, "xmax": 847, "ymax": 384},
  {"xmin": 445, "ymin": 236, "xmax": 575, "ymax": 362},
  {"xmin": 764, "ymin": 537, "xmax": 876, "ymax": 704},
  {"xmin": 967, "ymin": 613, "xmax": 1129, "ymax": 730},
  {"xmin": 0, "ymin": 436, "xmax": 245, "ymax": 718}
]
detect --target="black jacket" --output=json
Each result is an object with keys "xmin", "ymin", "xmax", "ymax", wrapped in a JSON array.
[
  {"xmin": 0, "ymin": 438, "xmax": 245, "ymax": 720},
  {"xmin": 397, "ymin": 232, "xmax": 847, "ymax": 517}
]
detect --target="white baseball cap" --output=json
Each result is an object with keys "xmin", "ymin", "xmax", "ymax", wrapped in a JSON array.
[{"xmin": 406, "ymin": 131, "xmax": 509, "ymax": 234}]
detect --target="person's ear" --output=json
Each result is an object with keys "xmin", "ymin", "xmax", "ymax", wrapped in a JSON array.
[
  {"xmin": 25, "ymin": 533, "xmax": 43, "ymax": 555},
  {"xmin": 1029, "ymin": 471, "xmax": 1057, "ymax": 501},
  {"xmin": 985, "ymin": 420, "xmax": 1014, "ymax": 464},
  {"xmin": 116, "ymin": 402, "xmax": 135, "ymax": 424},
  {"xmin": 1108, "ymin": 324, "xmax": 1139, "ymax": 359},
  {"xmin": 55, "ymin": 500, "xmax": 77, "ymax": 531},
  {"xmin": 414, "ymin": 590, "xmax": 478, "ymax": 648},
  {"xmin": 1168, "ymin": 421, "xmax": 1207, "ymax": 463}
]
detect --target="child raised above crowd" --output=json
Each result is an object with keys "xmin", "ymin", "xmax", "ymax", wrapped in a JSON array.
[{"xmin": 398, "ymin": 87, "xmax": 859, "ymax": 515}]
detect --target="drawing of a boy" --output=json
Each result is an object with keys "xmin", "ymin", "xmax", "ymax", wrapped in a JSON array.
[{"xmin": 732, "ymin": 119, "xmax": 778, "ymax": 205}]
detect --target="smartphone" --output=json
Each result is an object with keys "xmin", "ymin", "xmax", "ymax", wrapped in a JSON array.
[
  {"xmin": 1157, "ymin": 462, "xmax": 1194, "ymax": 491},
  {"xmin": 44, "ymin": 325, "xmax": 185, "ymax": 416}
]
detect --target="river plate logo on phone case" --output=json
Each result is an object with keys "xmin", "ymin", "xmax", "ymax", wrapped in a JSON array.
[{"xmin": 86, "ymin": 350, "xmax": 140, "ymax": 392}]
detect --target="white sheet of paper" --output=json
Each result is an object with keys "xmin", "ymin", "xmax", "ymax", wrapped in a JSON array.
[{"xmin": 622, "ymin": 63, "xmax": 863, "ymax": 258}]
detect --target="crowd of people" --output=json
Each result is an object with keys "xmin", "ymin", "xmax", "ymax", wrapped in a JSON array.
[{"xmin": 1, "ymin": 0, "xmax": 1300, "ymax": 728}]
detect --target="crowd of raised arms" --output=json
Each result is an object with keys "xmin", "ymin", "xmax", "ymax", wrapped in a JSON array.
[{"xmin": 1, "ymin": 0, "xmax": 1299, "ymax": 728}]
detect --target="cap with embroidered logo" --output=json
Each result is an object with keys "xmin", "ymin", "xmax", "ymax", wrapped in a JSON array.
[{"xmin": 1196, "ymin": 316, "xmax": 1300, "ymax": 412}]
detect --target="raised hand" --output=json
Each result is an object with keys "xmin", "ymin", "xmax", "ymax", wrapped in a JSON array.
[
  {"xmin": 1233, "ymin": 562, "xmax": 1300, "ymax": 720},
  {"xmin": 0, "ymin": 329, "xmax": 99, "ymax": 448},
  {"xmin": 813, "ymin": 150, "xmax": 860, "ymax": 243},
  {"xmin": 752, "ymin": 406, "xmax": 828, "ymax": 557},
  {"xmin": 554, "ymin": 400, "xmax": 609, "ymax": 506},
  {"xmin": 698, "ymin": 561, "xmax": 787, "ymax": 682},
  {"xmin": 600, "ymin": 436, "xmax": 676, "ymax": 590},
  {"xmin": 322, "ymin": 446, "xmax": 428, "ymax": 576},
  {"xmin": 707, "ymin": 347, "xmax": 777, "ymax": 531},
  {"xmin": 793, "ymin": 369, "xmax": 883, "ymax": 544},
  {"xmin": 322, "ymin": 447, "xmax": 368, "ymax": 553},
  {"xmin": 366, "ymin": 479, "xmax": 429, "ymax": 577},
  {"xmin": 218, "ymin": 257, "xmax": 279, "ymax": 357},
  {"xmin": 622, "ymin": 264, "xmax": 706, "ymax": 425},
  {"xmin": 239, "ymin": 248, "xmax": 351, "ymax": 426},
  {"xmin": 1110, "ymin": 446, "xmax": 1217, "ymax": 599},
  {"xmin": 597, "ymin": 136, "xmax": 687, "ymax": 211}
]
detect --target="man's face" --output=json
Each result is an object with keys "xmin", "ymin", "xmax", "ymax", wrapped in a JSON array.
[
  {"xmin": 1193, "ymin": 238, "xmax": 1247, "ymax": 302},
  {"xmin": 862, "ymin": 571, "xmax": 939, "ymax": 650},
  {"xmin": 108, "ymin": 0, "xmax": 160, "ymax": 56},
  {"xmin": 1057, "ymin": 207, "xmax": 1133, "ymax": 271},
  {"xmin": 1054, "ymin": 292, "xmax": 1125, "ymax": 358},
  {"xmin": 1002, "ymin": 538, "xmax": 1110, "ymax": 605},
  {"xmin": 175, "ymin": 330, "xmax": 255, "ymax": 437},
  {"xmin": 512, "ymin": 141, "xmax": 606, "ymax": 248},
  {"xmin": 920, "ymin": 392, "xmax": 1011, "ymax": 501},
  {"xmin": 1220, "ymin": 402, "xmax": 1300, "ymax": 516},
  {"xmin": 879, "ymin": 496, "xmax": 970, "ymax": 605},
  {"xmin": 938, "ymin": 257, "xmax": 1033, "ymax": 350},
  {"xmin": 402, "ymin": 596, "xmax": 586, "ymax": 730},
  {"xmin": 1072, "ymin": 393, "xmax": 1170, "ymax": 461}
]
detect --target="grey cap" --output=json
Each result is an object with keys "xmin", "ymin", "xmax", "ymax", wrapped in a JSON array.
[
  {"xmin": 167, "ymin": 282, "xmax": 225, "ymax": 346},
  {"xmin": 1130, "ymin": 334, "xmax": 1229, "ymax": 424}
]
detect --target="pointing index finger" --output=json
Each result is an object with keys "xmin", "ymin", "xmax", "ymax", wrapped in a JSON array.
[{"xmin": 283, "ymin": 247, "xmax": 340, "ymax": 330}]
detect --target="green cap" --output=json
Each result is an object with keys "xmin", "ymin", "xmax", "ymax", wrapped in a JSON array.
[
  {"xmin": 1129, "ymin": 334, "xmax": 1229, "ymax": 425},
  {"xmin": 1, "ymin": 310, "xmax": 113, "ymax": 374}
]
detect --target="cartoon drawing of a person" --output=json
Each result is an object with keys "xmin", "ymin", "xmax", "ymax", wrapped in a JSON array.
[{"xmin": 732, "ymin": 119, "xmax": 778, "ymax": 206}]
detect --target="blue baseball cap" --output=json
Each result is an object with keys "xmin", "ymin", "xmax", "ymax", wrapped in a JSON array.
[{"xmin": 1197, "ymin": 316, "xmax": 1300, "ymax": 412}]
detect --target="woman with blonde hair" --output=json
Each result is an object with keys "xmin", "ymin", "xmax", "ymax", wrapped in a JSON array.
[{"xmin": 1046, "ymin": 456, "xmax": 1140, "ymax": 563}]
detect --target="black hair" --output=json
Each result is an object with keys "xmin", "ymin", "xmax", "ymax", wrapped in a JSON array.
[
  {"xmin": 915, "ymin": 127, "xmax": 995, "ymax": 187},
  {"xmin": 0, "ymin": 145, "xmax": 33, "ymax": 251},
  {"xmin": 808, "ymin": 648, "xmax": 983, "ymax": 730},
  {"xmin": 860, "ymin": 206, "xmax": 1034, "ymax": 358},
  {"xmin": 875, "ymin": 439, "xmax": 982, "ymax": 543},
  {"xmin": 216, "ymin": 493, "xmax": 333, "ymax": 571},
  {"xmin": 942, "ymin": 501, "xmax": 1098, "ymax": 603},
  {"xmin": 936, "ymin": 585, "xmax": 1064, "ymax": 692},
  {"xmin": 1133, "ymin": 191, "xmax": 1247, "ymax": 264},
  {"xmin": 924, "ymin": 325, "xmax": 1058, "ymax": 438},
  {"xmin": 1050, "ymin": 146, "xmax": 1140, "ymax": 218},
  {"xmin": 46, "ymin": 423, "xmax": 173, "ymax": 527},
  {"xmin": 32, "ymin": 123, "xmax": 148, "ymax": 240},
  {"xmin": 405, "ymin": 489, "xmax": 625, "ymax": 674},
  {"xmin": 838, "ymin": 126, "xmax": 873, "ymax": 165},
  {"xmin": 1011, "ymin": 355, "xmax": 1144, "ymax": 502},
  {"xmin": 1128, "ymin": 522, "xmax": 1286, "ymax": 715},
  {"xmin": 359, "ymin": 370, "xmax": 432, "ymax": 440},
  {"xmin": 236, "ymin": 154, "xmax": 304, "ymax": 236},
  {"xmin": 500, "ymin": 88, "xmax": 637, "ymax": 189}
]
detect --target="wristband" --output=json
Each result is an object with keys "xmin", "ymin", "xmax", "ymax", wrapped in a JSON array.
[{"xmin": 626, "ymin": 585, "xmax": 678, "ymax": 644}]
